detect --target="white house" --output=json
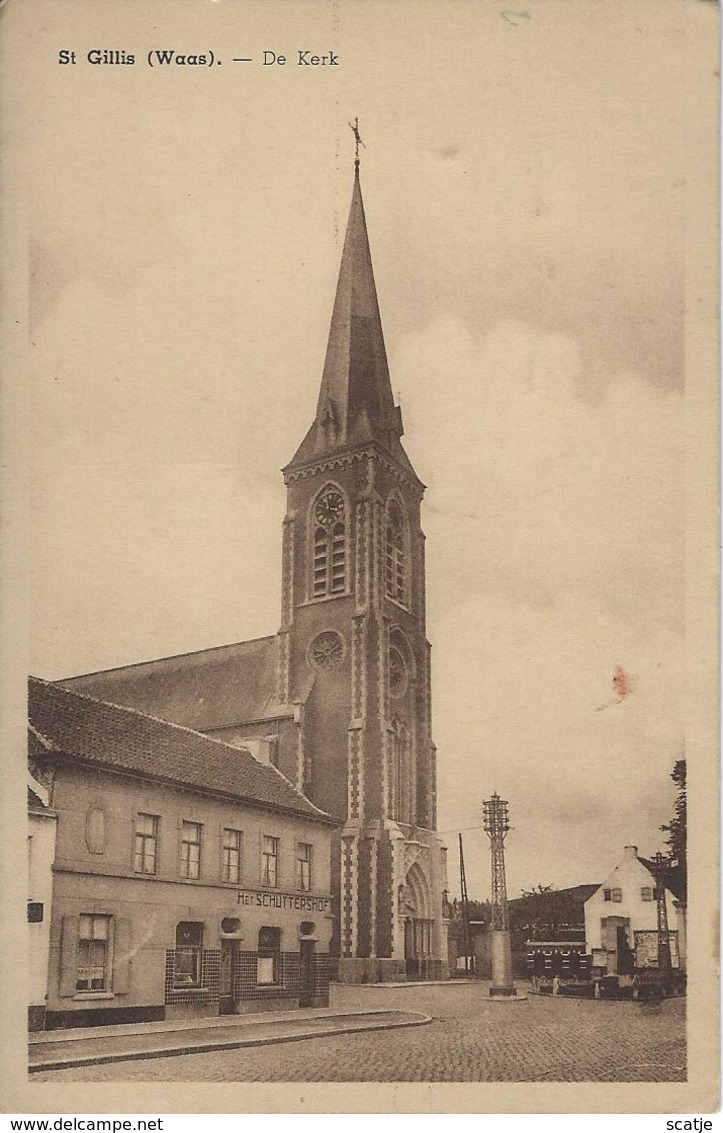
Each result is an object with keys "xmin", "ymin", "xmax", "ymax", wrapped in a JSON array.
[
  {"xmin": 28, "ymin": 773, "xmax": 58, "ymax": 1030},
  {"xmin": 584, "ymin": 845, "xmax": 684, "ymax": 974}
]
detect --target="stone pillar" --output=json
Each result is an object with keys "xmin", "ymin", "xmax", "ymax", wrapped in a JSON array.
[{"xmin": 489, "ymin": 930, "xmax": 516, "ymax": 996}]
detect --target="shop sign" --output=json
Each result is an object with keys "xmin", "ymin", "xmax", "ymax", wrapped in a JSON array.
[{"xmin": 237, "ymin": 888, "xmax": 332, "ymax": 913}]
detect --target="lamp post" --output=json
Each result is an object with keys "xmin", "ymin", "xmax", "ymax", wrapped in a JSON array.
[{"xmin": 483, "ymin": 793, "xmax": 516, "ymax": 997}]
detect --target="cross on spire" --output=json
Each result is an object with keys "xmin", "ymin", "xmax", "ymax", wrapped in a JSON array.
[{"xmin": 349, "ymin": 117, "xmax": 365, "ymax": 165}]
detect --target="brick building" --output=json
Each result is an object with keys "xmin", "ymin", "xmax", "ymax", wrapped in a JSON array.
[
  {"xmin": 57, "ymin": 158, "xmax": 450, "ymax": 983},
  {"xmin": 29, "ymin": 677, "xmax": 338, "ymax": 1028}
]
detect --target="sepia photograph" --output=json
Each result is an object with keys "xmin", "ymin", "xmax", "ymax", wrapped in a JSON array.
[{"xmin": 1, "ymin": 0, "xmax": 718, "ymax": 1116}]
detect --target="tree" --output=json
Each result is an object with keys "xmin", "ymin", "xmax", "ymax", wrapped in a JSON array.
[
  {"xmin": 660, "ymin": 758, "xmax": 686, "ymax": 892},
  {"xmin": 520, "ymin": 884, "xmax": 555, "ymax": 898}
]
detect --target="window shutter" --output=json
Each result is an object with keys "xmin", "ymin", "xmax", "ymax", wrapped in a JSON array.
[
  {"xmin": 112, "ymin": 917, "xmax": 132, "ymax": 994},
  {"xmin": 59, "ymin": 915, "xmax": 80, "ymax": 997}
]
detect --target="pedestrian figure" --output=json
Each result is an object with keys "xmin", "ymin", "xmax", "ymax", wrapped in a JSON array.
[{"xmin": 552, "ymin": 974, "xmax": 560, "ymax": 996}]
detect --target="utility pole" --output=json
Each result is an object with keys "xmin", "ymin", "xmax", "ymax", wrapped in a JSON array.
[
  {"xmin": 652, "ymin": 851, "xmax": 672, "ymax": 979},
  {"xmin": 483, "ymin": 793, "xmax": 516, "ymax": 997},
  {"xmin": 459, "ymin": 832, "xmax": 473, "ymax": 975}
]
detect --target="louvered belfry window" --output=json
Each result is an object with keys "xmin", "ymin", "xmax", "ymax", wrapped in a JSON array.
[
  {"xmin": 385, "ymin": 498, "xmax": 405, "ymax": 604},
  {"xmin": 312, "ymin": 488, "xmax": 346, "ymax": 597}
]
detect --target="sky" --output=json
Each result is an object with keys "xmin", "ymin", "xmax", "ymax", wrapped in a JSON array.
[{"xmin": 15, "ymin": 0, "xmax": 691, "ymax": 898}]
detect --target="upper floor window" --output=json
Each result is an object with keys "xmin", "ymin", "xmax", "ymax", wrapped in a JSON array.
[
  {"xmin": 312, "ymin": 488, "xmax": 346, "ymax": 597},
  {"xmin": 641, "ymin": 886, "xmax": 657, "ymax": 902},
  {"xmin": 385, "ymin": 498, "xmax": 406, "ymax": 605},
  {"xmin": 180, "ymin": 821, "xmax": 202, "ymax": 880},
  {"xmin": 134, "ymin": 813, "xmax": 159, "ymax": 875},
  {"xmin": 296, "ymin": 843, "xmax": 313, "ymax": 891},
  {"xmin": 222, "ymin": 828, "xmax": 242, "ymax": 884},
  {"xmin": 76, "ymin": 914, "xmax": 111, "ymax": 992},
  {"xmin": 261, "ymin": 835, "xmax": 279, "ymax": 888}
]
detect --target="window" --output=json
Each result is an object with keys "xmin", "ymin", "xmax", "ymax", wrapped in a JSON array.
[
  {"xmin": 385, "ymin": 498, "xmax": 406, "ymax": 604},
  {"xmin": 297, "ymin": 843, "xmax": 312, "ymax": 891},
  {"xmin": 134, "ymin": 813, "xmax": 159, "ymax": 874},
  {"xmin": 76, "ymin": 914, "xmax": 111, "ymax": 992},
  {"xmin": 603, "ymin": 889, "xmax": 612, "ymax": 902},
  {"xmin": 257, "ymin": 926, "xmax": 281, "ymax": 985},
  {"xmin": 261, "ymin": 835, "xmax": 279, "ymax": 887},
  {"xmin": 174, "ymin": 921, "xmax": 203, "ymax": 987},
  {"xmin": 612, "ymin": 887, "xmax": 623, "ymax": 903},
  {"xmin": 180, "ymin": 821, "xmax": 202, "ymax": 880},
  {"xmin": 222, "ymin": 828, "xmax": 242, "ymax": 884},
  {"xmin": 312, "ymin": 488, "xmax": 346, "ymax": 597},
  {"xmin": 641, "ymin": 886, "xmax": 654, "ymax": 902}
]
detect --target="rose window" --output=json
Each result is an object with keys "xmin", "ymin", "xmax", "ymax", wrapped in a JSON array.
[{"xmin": 309, "ymin": 630, "xmax": 345, "ymax": 670}]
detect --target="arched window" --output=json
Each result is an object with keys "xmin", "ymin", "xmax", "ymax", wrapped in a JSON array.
[
  {"xmin": 390, "ymin": 718, "xmax": 411, "ymax": 824},
  {"xmin": 385, "ymin": 498, "xmax": 406, "ymax": 605},
  {"xmin": 312, "ymin": 487, "xmax": 346, "ymax": 597}
]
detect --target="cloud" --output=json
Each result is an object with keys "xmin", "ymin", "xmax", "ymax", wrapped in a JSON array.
[
  {"xmin": 393, "ymin": 317, "xmax": 684, "ymax": 895},
  {"xmin": 396, "ymin": 315, "xmax": 683, "ymax": 628}
]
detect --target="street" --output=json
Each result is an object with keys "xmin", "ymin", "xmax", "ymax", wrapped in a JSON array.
[{"xmin": 31, "ymin": 982, "xmax": 685, "ymax": 1083}]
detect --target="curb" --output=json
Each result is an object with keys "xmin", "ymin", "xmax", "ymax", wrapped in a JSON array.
[{"xmin": 29, "ymin": 1012, "xmax": 433, "ymax": 1073}]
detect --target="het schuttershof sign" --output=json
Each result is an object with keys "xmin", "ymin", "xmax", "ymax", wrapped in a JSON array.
[{"xmin": 237, "ymin": 889, "xmax": 332, "ymax": 913}]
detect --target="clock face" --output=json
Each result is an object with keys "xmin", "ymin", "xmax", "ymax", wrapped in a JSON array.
[{"xmin": 315, "ymin": 491, "xmax": 344, "ymax": 527}]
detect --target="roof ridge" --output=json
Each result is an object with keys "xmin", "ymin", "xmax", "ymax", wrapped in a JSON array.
[
  {"xmin": 55, "ymin": 635, "xmax": 278, "ymax": 682},
  {"xmin": 31, "ymin": 674, "xmax": 256, "ymax": 758}
]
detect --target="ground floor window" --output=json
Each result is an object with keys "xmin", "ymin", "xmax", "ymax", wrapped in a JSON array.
[
  {"xmin": 257, "ymin": 926, "xmax": 281, "ymax": 985},
  {"xmin": 76, "ymin": 914, "xmax": 111, "ymax": 992},
  {"xmin": 174, "ymin": 921, "xmax": 203, "ymax": 987}
]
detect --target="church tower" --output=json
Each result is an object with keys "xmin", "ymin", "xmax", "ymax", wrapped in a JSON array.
[{"xmin": 277, "ymin": 154, "xmax": 449, "ymax": 982}]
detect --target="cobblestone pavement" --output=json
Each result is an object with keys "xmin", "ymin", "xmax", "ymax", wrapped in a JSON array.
[{"xmin": 32, "ymin": 982, "xmax": 685, "ymax": 1083}]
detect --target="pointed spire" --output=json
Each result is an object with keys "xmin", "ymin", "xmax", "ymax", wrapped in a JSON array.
[{"xmin": 286, "ymin": 160, "xmax": 416, "ymax": 477}]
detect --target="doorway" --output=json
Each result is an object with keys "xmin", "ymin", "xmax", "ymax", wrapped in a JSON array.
[
  {"xmin": 299, "ymin": 939, "xmax": 315, "ymax": 1007},
  {"xmin": 219, "ymin": 940, "xmax": 237, "ymax": 1015},
  {"xmin": 402, "ymin": 862, "xmax": 433, "ymax": 979}
]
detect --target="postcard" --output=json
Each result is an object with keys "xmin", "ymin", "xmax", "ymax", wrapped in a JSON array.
[{"xmin": 1, "ymin": 0, "xmax": 718, "ymax": 1116}]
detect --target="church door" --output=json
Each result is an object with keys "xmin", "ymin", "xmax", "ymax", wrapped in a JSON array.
[{"xmin": 404, "ymin": 919, "xmax": 419, "ymax": 978}]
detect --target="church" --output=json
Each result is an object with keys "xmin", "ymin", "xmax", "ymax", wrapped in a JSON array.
[{"xmin": 58, "ymin": 153, "xmax": 450, "ymax": 985}]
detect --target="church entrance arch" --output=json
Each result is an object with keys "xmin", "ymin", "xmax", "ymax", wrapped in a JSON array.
[{"xmin": 400, "ymin": 862, "xmax": 433, "ymax": 979}]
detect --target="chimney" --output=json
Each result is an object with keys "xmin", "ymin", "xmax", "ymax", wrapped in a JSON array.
[{"xmin": 623, "ymin": 845, "xmax": 639, "ymax": 860}]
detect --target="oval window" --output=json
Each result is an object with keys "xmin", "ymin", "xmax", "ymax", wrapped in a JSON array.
[{"xmin": 85, "ymin": 807, "xmax": 106, "ymax": 854}]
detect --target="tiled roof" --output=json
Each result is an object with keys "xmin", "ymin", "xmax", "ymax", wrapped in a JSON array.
[
  {"xmin": 28, "ymin": 677, "xmax": 336, "ymax": 824},
  {"xmin": 58, "ymin": 637, "xmax": 290, "ymax": 731}
]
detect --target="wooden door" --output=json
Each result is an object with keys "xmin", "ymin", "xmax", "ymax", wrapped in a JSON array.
[
  {"xmin": 219, "ymin": 940, "xmax": 236, "ymax": 1015},
  {"xmin": 299, "ymin": 940, "xmax": 315, "ymax": 1007}
]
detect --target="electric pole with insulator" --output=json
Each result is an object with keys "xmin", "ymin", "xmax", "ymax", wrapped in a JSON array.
[
  {"xmin": 652, "ymin": 851, "xmax": 672, "ymax": 979},
  {"xmin": 483, "ymin": 792, "xmax": 517, "ymax": 996}
]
